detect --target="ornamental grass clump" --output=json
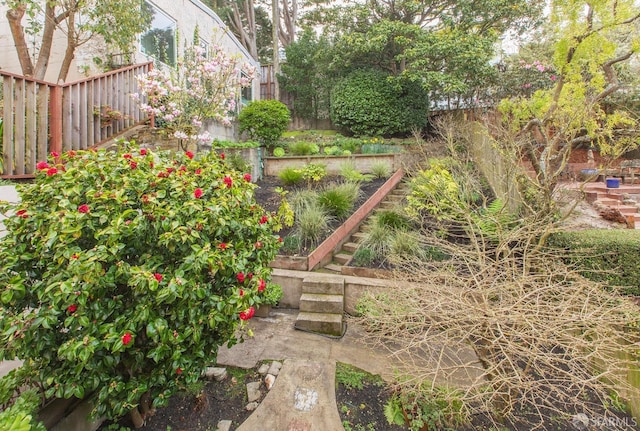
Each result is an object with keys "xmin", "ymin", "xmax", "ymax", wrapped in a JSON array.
[{"xmin": 0, "ymin": 146, "xmax": 280, "ymax": 427}]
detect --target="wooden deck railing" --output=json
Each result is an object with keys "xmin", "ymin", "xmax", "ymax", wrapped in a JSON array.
[{"xmin": 1, "ymin": 62, "xmax": 153, "ymax": 179}]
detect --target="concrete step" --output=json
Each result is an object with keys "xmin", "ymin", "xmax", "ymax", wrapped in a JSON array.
[
  {"xmin": 333, "ymin": 252, "xmax": 352, "ymax": 265},
  {"xmin": 295, "ymin": 312, "xmax": 344, "ymax": 337},
  {"xmin": 299, "ymin": 293, "xmax": 344, "ymax": 314},
  {"xmin": 302, "ymin": 275, "xmax": 344, "ymax": 295},
  {"xmin": 350, "ymin": 232, "xmax": 367, "ymax": 243},
  {"xmin": 385, "ymin": 194, "xmax": 404, "ymax": 202},
  {"xmin": 323, "ymin": 263, "xmax": 343, "ymax": 273},
  {"xmin": 342, "ymin": 242, "xmax": 359, "ymax": 253},
  {"xmin": 378, "ymin": 201, "xmax": 397, "ymax": 209}
]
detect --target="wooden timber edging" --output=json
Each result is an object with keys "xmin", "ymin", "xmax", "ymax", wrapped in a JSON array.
[{"xmin": 307, "ymin": 168, "xmax": 405, "ymax": 271}]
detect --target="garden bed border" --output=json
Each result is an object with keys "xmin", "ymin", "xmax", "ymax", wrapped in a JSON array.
[{"xmin": 270, "ymin": 168, "xmax": 405, "ymax": 271}]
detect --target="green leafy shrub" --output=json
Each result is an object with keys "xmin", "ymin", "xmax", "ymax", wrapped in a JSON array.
[
  {"xmin": 323, "ymin": 145, "xmax": 341, "ymax": 155},
  {"xmin": 406, "ymin": 159, "xmax": 462, "ymax": 219},
  {"xmin": 211, "ymin": 139, "xmax": 260, "ymax": 149},
  {"xmin": 225, "ymin": 152, "xmax": 252, "ymax": 174},
  {"xmin": 273, "ymin": 147, "xmax": 286, "ymax": 157},
  {"xmin": 238, "ymin": 100, "xmax": 291, "ymax": 148},
  {"xmin": 288, "ymin": 141, "xmax": 319, "ymax": 156},
  {"xmin": 546, "ymin": 230, "xmax": 640, "ymax": 295},
  {"xmin": 281, "ymin": 235, "xmax": 301, "ymax": 254},
  {"xmin": 385, "ymin": 384, "xmax": 467, "ymax": 431},
  {"xmin": 278, "ymin": 167, "xmax": 305, "ymax": 186},
  {"xmin": 296, "ymin": 204, "xmax": 331, "ymax": 247},
  {"xmin": 299, "ymin": 163, "xmax": 327, "ymax": 184},
  {"xmin": 370, "ymin": 162, "xmax": 391, "ymax": 179},
  {"xmin": 360, "ymin": 222, "xmax": 392, "ymax": 261},
  {"xmin": 330, "ymin": 69, "xmax": 429, "ymax": 137},
  {"xmin": 389, "ymin": 231, "xmax": 425, "ymax": 263},
  {"xmin": 374, "ymin": 208, "xmax": 412, "ymax": 230},
  {"xmin": 291, "ymin": 189, "xmax": 320, "ymax": 215},
  {"xmin": 0, "ymin": 147, "xmax": 280, "ymax": 423},
  {"xmin": 352, "ymin": 247, "xmax": 376, "ymax": 267},
  {"xmin": 340, "ymin": 161, "xmax": 373, "ymax": 183},
  {"xmin": 318, "ymin": 182, "xmax": 360, "ymax": 220}
]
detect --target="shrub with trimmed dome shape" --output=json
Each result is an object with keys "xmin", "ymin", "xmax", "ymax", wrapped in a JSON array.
[
  {"xmin": 0, "ymin": 146, "xmax": 280, "ymax": 426},
  {"xmin": 330, "ymin": 69, "xmax": 429, "ymax": 137}
]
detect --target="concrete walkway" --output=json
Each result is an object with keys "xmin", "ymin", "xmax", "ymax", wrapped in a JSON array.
[{"xmin": 216, "ymin": 309, "xmax": 394, "ymax": 431}]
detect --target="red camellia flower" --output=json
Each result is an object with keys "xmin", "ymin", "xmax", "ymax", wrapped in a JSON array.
[
  {"xmin": 220, "ymin": 153, "xmax": 225, "ymax": 160},
  {"xmin": 46, "ymin": 167, "xmax": 58, "ymax": 176},
  {"xmin": 218, "ymin": 243, "xmax": 227, "ymax": 250},
  {"xmin": 194, "ymin": 188, "xmax": 203, "ymax": 199},
  {"xmin": 239, "ymin": 289, "xmax": 244, "ymax": 297},
  {"xmin": 140, "ymin": 148, "xmax": 147, "ymax": 156},
  {"xmin": 78, "ymin": 204, "xmax": 90, "ymax": 213},
  {"xmin": 185, "ymin": 151, "xmax": 194, "ymax": 160},
  {"xmin": 243, "ymin": 173, "xmax": 251, "ymax": 182},
  {"xmin": 278, "ymin": 237, "xmax": 283, "ymax": 243},
  {"xmin": 157, "ymin": 171, "xmax": 169, "ymax": 178},
  {"xmin": 258, "ymin": 279, "xmax": 266, "ymax": 292},
  {"xmin": 167, "ymin": 167, "xmax": 175, "ymax": 173},
  {"xmin": 223, "ymin": 176, "xmax": 233, "ymax": 188},
  {"xmin": 254, "ymin": 241, "xmax": 262, "ymax": 249},
  {"xmin": 176, "ymin": 367, "xmax": 183, "ymax": 375},
  {"xmin": 71, "ymin": 253, "xmax": 79, "ymax": 259},
  {"xmin": 154, "ymin": 273, "xmax": 163, "ymax": 282},
  {"xmin": 259, "ymin": 215, "xmax": 268, "ymax": 224},
  {"xmin": 237, "ymin": 272, "xmax": 245, "ymax": 283},
  {"xmin": 195, "ymin": 168, "xmax": 202, "ymax": 175},
  {"xmin": 16, "ymin": 209, "xmax": 28, "ymax": 219},
  {"xmin": 248, "ymin": 272, "xmax": 254, "ymax": 280},
  {"xmin": 50, "ymin": 151, "xmax": 60, "ymax": 158},
  {"xmin": 36, "ymin": 161, "xmax": 49, "ymax": 170},
  {"xmin": 239, "ymin": 307, "xmax": 255, "ymax": 321},
  {"xmin": 67, "ymin": 304, "xmax": 77, "ymax": 313},
  {"xmin": 123, "ymin": 153, "xmax": 132, "ymax": 159},
  {"xmin": 130, "ymin": 161, "xmax": 137, "ymax": 169},
  {"xmin": 122, "ymin": 332, "xmax": 132, "ymax": 345},
  {"xmin": 179, "ymin": 165, "xmax": 186, "ymax": 172}
]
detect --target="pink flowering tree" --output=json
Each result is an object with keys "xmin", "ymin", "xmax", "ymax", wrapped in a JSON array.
[
  {"xmin": 132, "ymin": 44, "xmax": 255, "ymax": 148},
  {"xmin": 0, "ymin": 147, "xmax": 279, "ymax": 427}
]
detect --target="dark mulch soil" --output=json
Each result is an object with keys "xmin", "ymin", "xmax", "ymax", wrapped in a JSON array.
[
  {"xmin": 99, "ymin": 366, "xmax": 263, "ymax": 431},
  {"xmin": 254, "ymin": 175, "xmax": 388, "ymax": 257}
]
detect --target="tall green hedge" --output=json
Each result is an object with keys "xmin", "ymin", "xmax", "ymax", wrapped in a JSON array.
[
  {"xmin": 547, "ymin": 229, "xmax": 640, "ymax": 295},
  {"xmin": 330, "ymin": 69, "xmax": 428, "ymax": 137}
]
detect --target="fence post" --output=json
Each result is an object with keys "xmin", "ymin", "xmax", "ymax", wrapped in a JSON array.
[{"xmin": 49, "ymin": 85, "xmax": 63, "ymax": 155}]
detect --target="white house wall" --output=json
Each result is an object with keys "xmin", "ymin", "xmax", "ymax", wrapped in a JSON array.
[{"xmin": 0, "ymin": 0, "xmax": 260, "ymax": 141}]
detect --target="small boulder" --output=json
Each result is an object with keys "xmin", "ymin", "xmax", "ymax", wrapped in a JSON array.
[
  {"xmin": 257, "ymin": 363, "xmax": 270, "ymax": 375},
  {"xmin": 267, "ymin": 361, "xmax": 282, "ymax": 376},
  {"xmin": 246, "ymin": 381, "xmax": 262, "ymax": 403},
  {"xmin": 204, "ymin": 367, "xmax": 227, "ymax": 381},
  {"xmin": 265, "ymin": 374, "xmax": 276, "ymax": 390},
  {"xmin": 217, "ymin": 419, "xmax": 232, "ymax": 431},
  {"xmin": 245, "ymin": 401, "xmax": 260, "ymax": 411}
]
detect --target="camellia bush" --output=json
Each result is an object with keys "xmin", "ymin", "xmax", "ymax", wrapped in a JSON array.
[{"xmin": 0, "ymin": 146, "xmax": 280, "ymax": 427}]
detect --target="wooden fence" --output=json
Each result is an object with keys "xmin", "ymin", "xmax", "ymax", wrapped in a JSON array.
[{"xmin": 1, "ymin": 62, "xmax": 153, "ymax": 179}]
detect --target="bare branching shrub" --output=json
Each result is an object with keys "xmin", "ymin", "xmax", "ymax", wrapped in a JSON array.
[{"xmin": 355, "ymin": 130, "xmax": 640, "ymax": 429}]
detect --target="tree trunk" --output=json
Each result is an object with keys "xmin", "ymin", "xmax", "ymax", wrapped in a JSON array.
[
  {"xmin": 33, "ymin": 2, "xmax": 59, "ymax": 80},
  {"xmin": 57, "ymin": 11, "xmax": 77, "ymax": 82},
  {"xmin": 6, "ymin": 3, "xmax": 34, "ymax": 77}
]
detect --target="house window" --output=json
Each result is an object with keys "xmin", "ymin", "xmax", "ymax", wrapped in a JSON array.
[
  {"xmin": 241, "ymin": 72, "xmax": 252, "ymax": 105},
  {"xmin": 199, "ymin": 38, "xmax": 209, "ymax": 58},
  {"xmin": 140, "ymin": 1, "xmax": 176, "ymax": 67}
]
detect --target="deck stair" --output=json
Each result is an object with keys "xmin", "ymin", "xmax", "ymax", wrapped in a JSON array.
[
  {"xmin": 322, "ymin": 182, "xmax": 410, "ymax": 273},
  {"xmin": 294, "ymin": 274, "xmax": 345, "ymax": 337}
]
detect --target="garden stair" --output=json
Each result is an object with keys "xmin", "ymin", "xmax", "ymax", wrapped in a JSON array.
[
  {"xmin": 583, "ymin": 182, "xmax": 640, "ymax": 228},
  {"xmin": 294, "ymin": 274, "xmax": 345, "ymax": 337},
  {"xmin": 322, "ymin": 182, "xmax": 411, "ymax": 273}
]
